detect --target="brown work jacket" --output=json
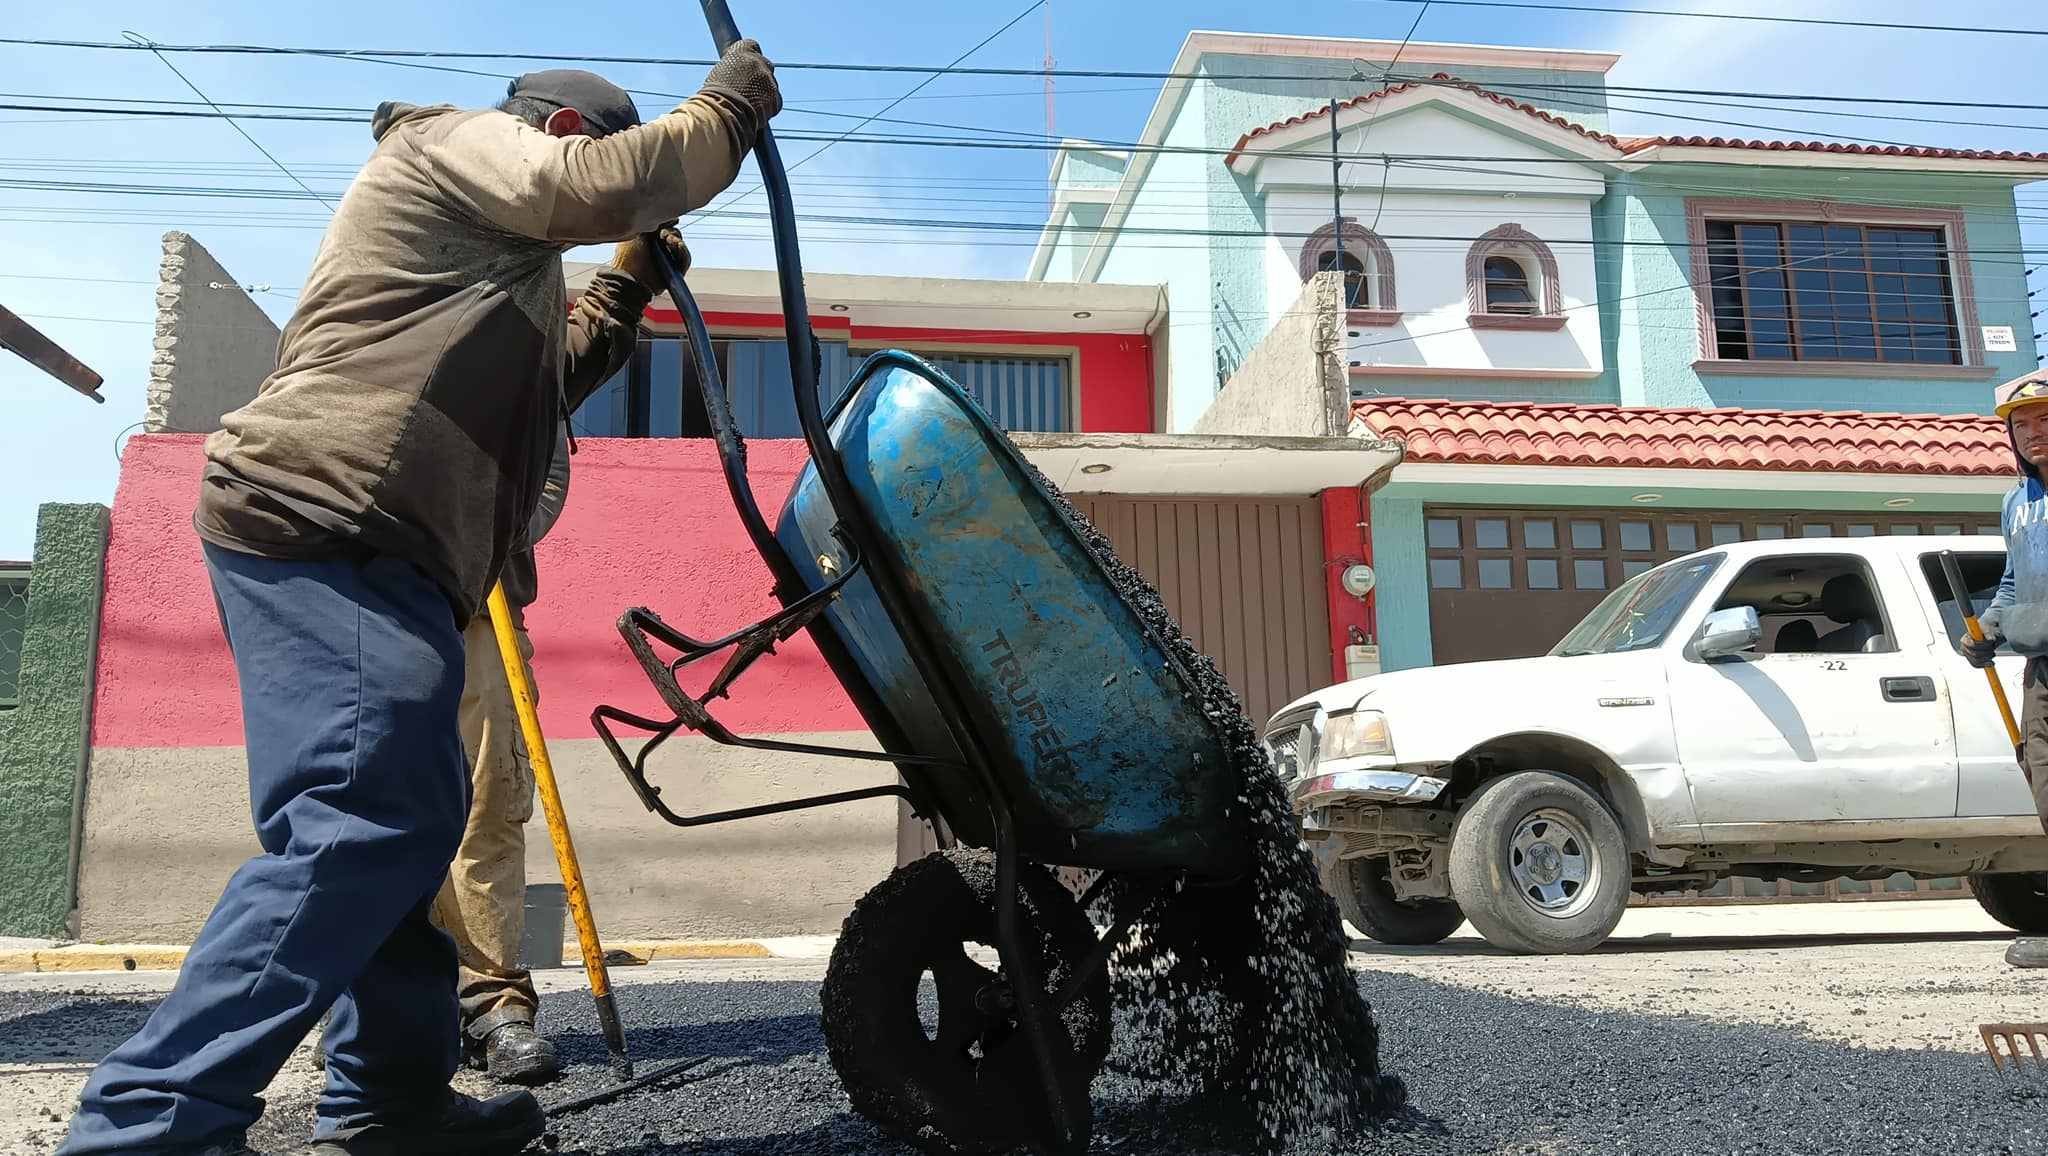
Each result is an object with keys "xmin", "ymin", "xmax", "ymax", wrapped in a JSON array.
[{"xmin": 194, "ymin": 92, "xmax": 748, "ymax": 622}]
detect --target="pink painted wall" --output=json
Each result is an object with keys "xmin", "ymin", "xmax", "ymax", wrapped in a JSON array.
[
  {"xmin": 95, "ymin": 435, "xmax": 860, "ymax": 749},
  {"xmin": 654, "ymin": 308, "xmax": 1156, "ymax": 433}
]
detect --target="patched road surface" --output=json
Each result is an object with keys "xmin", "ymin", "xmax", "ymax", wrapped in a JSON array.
[{"xmin": 5, "ymin": 903, "xmax": 2046, "ymax": 1155}]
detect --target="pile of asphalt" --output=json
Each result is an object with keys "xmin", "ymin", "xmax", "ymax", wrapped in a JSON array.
[
  {"xmin": 9, "ymin": 972, "xmax": 2044, "ymax": 1154},
  {"xmin": 1045, "ymin": 479, "xmax": 1404, "ymax": 1151}
]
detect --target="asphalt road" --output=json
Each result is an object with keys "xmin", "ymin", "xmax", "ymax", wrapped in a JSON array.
[{"xmin": 5, "ymin": 907, "xmax": 2047, "ymax": 1155}]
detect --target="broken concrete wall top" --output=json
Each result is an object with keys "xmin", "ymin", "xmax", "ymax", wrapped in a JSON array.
[
  {"xmin": 146, "ymin": 232, "xmax": 281, "ymax": 434},
  {"xmin": 1190, "ymin": 270, "xmax": 1348, "ymax": 439}
]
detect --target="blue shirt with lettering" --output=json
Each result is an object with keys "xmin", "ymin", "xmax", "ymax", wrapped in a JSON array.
[{"xmin": 1989, "ymin": 476, "xmax": 2048, "ymax": 657}]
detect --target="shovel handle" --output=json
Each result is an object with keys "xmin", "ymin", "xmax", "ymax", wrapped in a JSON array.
[
  {"xmin": 486, "ymin": 582, "xmax": 634, "ymax": 1076},
  {"xmin": 1939, "ymin": 549, "xmax": 2023, "ymax": 748}
]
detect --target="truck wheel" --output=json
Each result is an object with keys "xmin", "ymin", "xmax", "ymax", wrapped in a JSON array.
[
  {"xmin": 1448, "ymin": 771, "xmax": 1630, "ymax": 955},
  {"xmin": 1323, "ymin": 855, "xmax": 1465, "ymax": 946},
  {"xmin": 1971, "ymin": 872, "xmax": 2048, "ymax": 933},
  {"xmin": 820, "ymin": 848, "xmax": 1109, "ymax": 1154}
]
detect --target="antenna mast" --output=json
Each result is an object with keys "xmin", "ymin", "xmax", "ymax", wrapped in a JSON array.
[{"xmin": 1044, "ymin": 2, "xmax": 1056, "ymax": 204}]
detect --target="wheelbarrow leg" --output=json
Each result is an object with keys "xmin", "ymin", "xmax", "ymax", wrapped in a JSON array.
[{"xmin": 990, "ymin": 811, "xmax": 1088, "ymax": 1153}]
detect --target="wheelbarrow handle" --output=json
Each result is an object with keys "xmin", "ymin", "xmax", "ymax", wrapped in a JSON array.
[
  {"xmin": 1939, "ymin": 549, "xmax": 2023, "ymax": 750},
  {"xmin": 699, "ymin": 0, "xmax": 743, "ymax": 53}
]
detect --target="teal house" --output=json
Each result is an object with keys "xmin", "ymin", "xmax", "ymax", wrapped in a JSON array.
[{"xmin": 1030, "ymin": 30, "xmax": 2046, "ymax": 673}]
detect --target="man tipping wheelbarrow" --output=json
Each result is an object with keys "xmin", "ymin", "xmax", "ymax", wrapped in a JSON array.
[
  {"xmin": 585, "ymin": 6, "xmax": 1406, "ymax": 1154},
  {"xmin": 56, "ymin": 49, "xmax": 782, "ymax": 1156}
]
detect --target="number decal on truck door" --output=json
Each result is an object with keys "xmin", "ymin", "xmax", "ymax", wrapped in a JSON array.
[{"xmin": 1821, "ymin": 659, "xmax": 1847, "ymax": 671}]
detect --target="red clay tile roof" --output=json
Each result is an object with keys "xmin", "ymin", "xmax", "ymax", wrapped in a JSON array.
[
  {"xmin": 1623, "ymin": 135, "xmax": 2048, "ymax": 163},
  {"xmin": 1225, "ymin": 74, "xmax": 1624, "ymax": 165},
  {"xmin": 1351, "ymin": 398, "xmax": 2013, "ymax": 476}
]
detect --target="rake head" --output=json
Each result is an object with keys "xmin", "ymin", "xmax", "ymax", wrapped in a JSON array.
[{"xmin": 1980, "ymin": 1023, "xmax": 2048, "ymax": 1077}]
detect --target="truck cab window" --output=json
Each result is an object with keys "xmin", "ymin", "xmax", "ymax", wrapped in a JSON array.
[
  {"xmin": 1713, "ymin": 554, "xmax": 1897, "ymax": 656},
  {"xmin": 1917, "ymin": 550, "xmax": 2009, "ymax": 658}
]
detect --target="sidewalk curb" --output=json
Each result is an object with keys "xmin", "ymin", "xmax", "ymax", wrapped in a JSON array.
[{"xmin": 0, "ymin": 939, "xmax": 779, "ymax": 974}]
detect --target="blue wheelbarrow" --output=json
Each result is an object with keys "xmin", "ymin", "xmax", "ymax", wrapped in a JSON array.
[{"xmin": 590, "ymin": 5, "xmax": 1251, "ymax": 1151}]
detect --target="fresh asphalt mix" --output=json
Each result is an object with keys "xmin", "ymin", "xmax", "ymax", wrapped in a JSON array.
[{"xmin": 5, "ymin": 941, "xmax": 2045, "ymax": 1156}]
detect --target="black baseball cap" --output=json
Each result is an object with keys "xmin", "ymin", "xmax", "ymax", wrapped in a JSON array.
[{"xmin": 505, "ymin": 69, "xmax": 642, "ymax": 137}]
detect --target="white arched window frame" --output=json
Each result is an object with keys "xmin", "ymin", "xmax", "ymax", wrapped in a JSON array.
[
  {"xmin": 1465, "ymin": 224, "xmax": 1568, "ymax": 331},
  {"xmin": 1298, "ymin": 218, "xmax": 1400, "ymax": 327}
]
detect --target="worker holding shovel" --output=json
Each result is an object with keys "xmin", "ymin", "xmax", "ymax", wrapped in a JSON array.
[
  {"xmin": 57, "ymin": 47, "xmax": 783, "ymax": 1156},
  {"xmin": 1958, "ymin": 371, "xmax": 2048, "ymax": 970}
]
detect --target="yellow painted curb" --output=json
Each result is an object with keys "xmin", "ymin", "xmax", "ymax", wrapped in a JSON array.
[
  {"xmin": 0, "ymin": 946, "xmax": 189, "ymax": 973},
  {"xmin": 0, "ymin": 939, "xmax": 778, "ymax": 974},
  {"xmin": 583, "ymin": 941, "xmax": 774, "ymax": 962}
]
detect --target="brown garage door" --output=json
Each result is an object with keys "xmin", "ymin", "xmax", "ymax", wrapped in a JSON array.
[
  {"xmin": 1071, "ymin": 496, "xmax": 1331, "ymax": 724},
  {"xmin": 1425, "ymin": 506, "xmax": 2000, "ymax": 667}
]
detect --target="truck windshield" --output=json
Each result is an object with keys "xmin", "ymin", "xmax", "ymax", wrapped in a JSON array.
[{"xmin": 1551, "ymin": 555, "xmax": 1723, "ymax": 657}]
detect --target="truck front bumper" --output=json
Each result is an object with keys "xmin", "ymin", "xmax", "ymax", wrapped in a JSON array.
[{"xmin": 1290, "ymin": 768, "xmax": 1449, "ymax": 810}]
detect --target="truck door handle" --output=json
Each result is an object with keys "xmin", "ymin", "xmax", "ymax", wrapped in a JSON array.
[{"xmin": 1880, "ymin": 676, "xmax": 1935, "ymax": 703}]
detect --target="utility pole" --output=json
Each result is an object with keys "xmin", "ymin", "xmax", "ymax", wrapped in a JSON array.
[{"xmin": 0, "ymin": 303, "xmax": 103, "ymax": 402}]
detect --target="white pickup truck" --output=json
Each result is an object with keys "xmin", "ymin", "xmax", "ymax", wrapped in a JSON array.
[{"xmin": 1265, "ymin": 534, "xmax": 2048, "ymax": 955}]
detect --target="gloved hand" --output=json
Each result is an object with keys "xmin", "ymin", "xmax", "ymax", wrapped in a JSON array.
[
  {"xmin": 700, "ymin": 38, "xmax": 782, "ymax": 128},
  {"xmin": 610, "ymin": 222, "xmax": 690, "ymax": 290},
  {"xmin": 1962, "ymin": 606, "xmax": 2005, "ymax": 669}
]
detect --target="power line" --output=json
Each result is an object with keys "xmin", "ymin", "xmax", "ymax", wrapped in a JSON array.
[
  {"xmin": 1363, "ymin": 0, "xmax": 2048, "ymax": 38},
  {"xmin": 1361, "ymin": 0, "xmax": 1433, "ymax": 233},
  {"xmin": 698, "ymin": 0, "xmax": 1046, "ymax": 221},
  {"xmin": 9, "ymin": 102, "xmax": 2046, "ymax": 171},
  {"xmin": 16, "ymin": 73, "xmax": 2048, "ymax": 156},
  {"xmin": 121, "ymin": 32, "xmax": 338, "ymax": 213},
  {"xmin": 12, "ymin": 174, "xmax": 2048, "ymax": 258},
  {"xmin": 5, "ymin": 36, "xmax": 2048, "ymax": 111}
]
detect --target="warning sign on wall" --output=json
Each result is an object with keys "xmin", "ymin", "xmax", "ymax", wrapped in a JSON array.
[{"xmin": 1983, "ymin": 325, "xmax": 2018, "ymax": 352}]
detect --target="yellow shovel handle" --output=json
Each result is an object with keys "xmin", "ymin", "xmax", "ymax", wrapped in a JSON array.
[
  {"xmin": 484, "ymin": 582, "xmax": 631, "ymax": 1069},
  {"xmin": 1961, "ymin": 610, "xmax": 2024, "ymax": 749}
]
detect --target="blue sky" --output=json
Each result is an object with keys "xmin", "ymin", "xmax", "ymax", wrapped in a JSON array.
[{"xmin": 3, "ymin": 0, "xmax": 2044, "ymax": 557}]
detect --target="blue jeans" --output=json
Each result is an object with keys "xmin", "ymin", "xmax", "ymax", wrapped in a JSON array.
[{"xmin": 61, "ymin": 545, "xmax": 471, "ymax": 1154}]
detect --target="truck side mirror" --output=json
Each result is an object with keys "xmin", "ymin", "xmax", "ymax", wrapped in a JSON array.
[{"xmin": 1696, "ymin": 606, "xmax": 1762, "ymax": 660}]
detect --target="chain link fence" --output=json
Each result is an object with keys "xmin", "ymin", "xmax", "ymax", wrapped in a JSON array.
[{"xmin": 0, "ymin": 564, "xmax": 29, "ymax": 710}]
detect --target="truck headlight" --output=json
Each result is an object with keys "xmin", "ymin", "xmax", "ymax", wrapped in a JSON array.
[{"xmin": 1320, "ymin": 709, "xmax": 1394, "ymax": 760}]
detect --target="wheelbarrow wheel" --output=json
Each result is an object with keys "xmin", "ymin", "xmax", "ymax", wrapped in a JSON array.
[{"xmin": 821, "ymin": 847, "xmax": 1110, "ymax": 1154}]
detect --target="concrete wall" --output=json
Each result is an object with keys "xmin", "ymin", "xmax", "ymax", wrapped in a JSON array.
[
  {"xmin": 1193, "ymin": 53, "xmax": 1613, "ymax": 431},
  {"xmin": 1057, "ymin": 148, "xmax": 1128, "ymax": 190},
  {"xmin": 82, "ymin": 435, "xmax": 895, "ymax": 942},
  {"xmin": 1098, "ymin": 87, "xmax": 1216, "ymax": 433},
  {"xmin": 1194, "ymin": 271, "xmax": 1347, "ymax": 437},
  {"xmin": 0, "ymin": 504, "xmax": 109, "ymax": 937},
  {"xmin": 145, "ymin": 232, "xmax": 280, "ymax": 434}
]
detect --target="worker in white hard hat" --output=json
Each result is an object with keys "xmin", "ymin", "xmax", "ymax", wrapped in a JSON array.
[{"xmin": 1960, "ymin": 371, "xmax": 2048, "ymax": 968}]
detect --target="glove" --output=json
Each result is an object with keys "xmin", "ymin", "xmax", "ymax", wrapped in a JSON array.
[
  {"xmin": 611, "ymin": 222, "xmax": 690, "ymax": 290},
  {"xmin": 1962, "ymin": 606, "xmax": 2005, "ymax": 669},
  {"xmin": 700, "ymin": 38, "xmax": 782, "ymax": 130}
]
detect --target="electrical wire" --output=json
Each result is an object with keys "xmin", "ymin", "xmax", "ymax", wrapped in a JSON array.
[
  {"xmin": 7, "ymin": 36, "xmax": 2048, "ymax": 103},
  {"xmin": 696, "ymin": 0, "xmax": 1047, "ymax": 222},
  {"xmin": 1361, "ymin": 0, "xmax": 1433, "ymax": 232},
  {"xmin": 1362, "ymin": 0, "xmax": 2048, "ymax": 38},
  {"xmin": 8, "ymin": 102, "xmax": 2044, "ymax": 172},
  {"xmin": 121, "ymin": 32, "xmax": 338, "ymax": 212},
  {"xmin": 12, "ymin": 173, "xmax": 2048, "ymax": 258}
]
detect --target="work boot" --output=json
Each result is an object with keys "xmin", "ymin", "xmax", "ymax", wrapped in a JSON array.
[
  {"xmin": 2007, "ymin": 937, "xmax": 2048, "ymax": 967},
  {"xmin": 309, "ymin": 1089, "xmax": 544, "ymax": 1156},
  {"xmin": 469, "ymin": 1021, "xmax": 561, "ymax": 1086}
]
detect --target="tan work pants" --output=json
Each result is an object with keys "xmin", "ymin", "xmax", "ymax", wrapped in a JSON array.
[{"xmin": 430, "ymin": 613, "xmax": 540, "ymax": 1039}]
